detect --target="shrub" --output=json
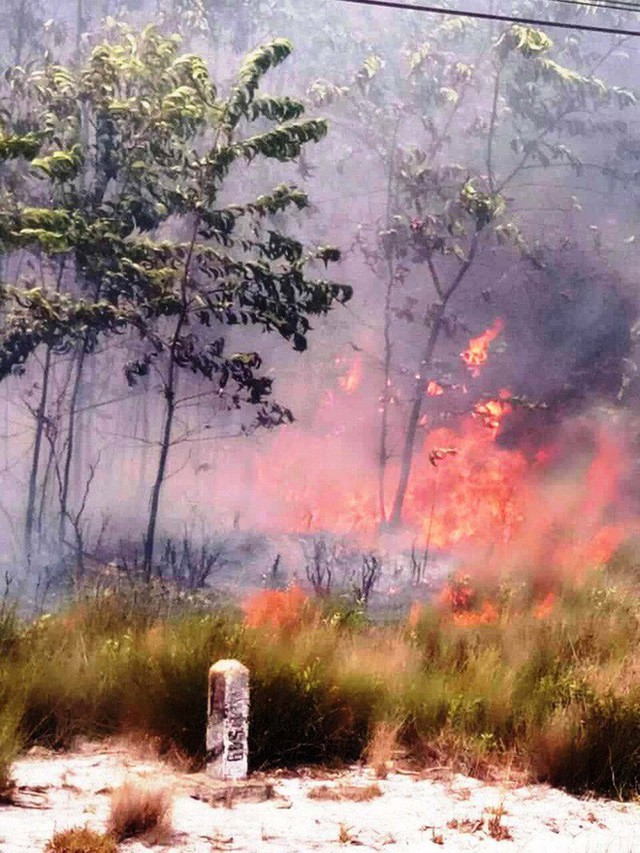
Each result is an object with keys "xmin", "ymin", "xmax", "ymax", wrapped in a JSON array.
[
  {"xmin": 108, "ymin": 780, "xmax": 173, "ymax": 843},
  {"xmin": 44, "ymin": 826, "xmax": 117, "ymax": 853},
  {"xmin": 534, "ymin": 693, "xmax": 640, "ymax": 797},
  {"xmin": 0, "ymin": 673, "xmax": 24, "ymax": 799}
]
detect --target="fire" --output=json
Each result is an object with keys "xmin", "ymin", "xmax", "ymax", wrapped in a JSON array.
[
  {"xmin": 534, "ymin": 592, "xmax": 556, "ymax": 620},
  {"xmin": 460, "ymin": 318, "xmax": 504, "ymax": 377},
  {"xmin": 452, "ymin": 600, "xmax": 499, "ymax": 627},
  {"xmin": 407, "ymin": 601, "xmax": 424, "ymax": 629},
  {"xmin": 473, "ymin": 391, "xmax": 512, "ymax": 430},
  {"xmin": 405, "ymin": 411, "xmax": 528, "ymax": 549},
  {"xmin": 338, "ymin": 354, "xmax": 363, "ymax": 394},
  {"xmin": 196, "ymin": 311, "xmax": 635, "ymax": 611},
  {"xmin": 242, "ymin": 586, "xmax": 314, "ymax": 633},
  {"xmin": 438, "ymin": 574, "xmax": 475, "ymax": 612},
  {"xmin": 437, "ymin": 575, "xmax": 500, "ymax": 626}
]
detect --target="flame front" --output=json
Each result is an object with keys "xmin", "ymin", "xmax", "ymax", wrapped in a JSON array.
[{"xmin": 192, "ymin": 325, "xmax": 634, "ymax": 612}]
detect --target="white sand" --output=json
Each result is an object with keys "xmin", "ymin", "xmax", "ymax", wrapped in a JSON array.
[{"xmin": 1, "ymin": 741, "xmax": 640, "ymax": 852}]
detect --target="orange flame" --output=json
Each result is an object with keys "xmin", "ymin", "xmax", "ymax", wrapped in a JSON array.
[
  {"xmin": 338, "ymin": 355, "xmax": 363, "ymax": 394},
  {"xmin": 242, "ymin": 586, "xmax": 313, "ymax": 633},
  {"xmin": 452, "ymin": 600, "xmax": 500, "ymax": 627},
  {"xmin": 473, "ymin": 390, "xmax": 512, "ymax": 430},
  {"xmin": 427, "ymin": 380, "xmax": 445, "ymax": 397},
  {"xmin": 407, "ymin": 601, "xmax": 425, "ymax": 629},
  {"xmin": 438, "ymin": 574, "xmax": 475, "ymax": 612},
  {"xmin": 461, "ymin": 318, "xmax": 504, "ymax": 377},
  {"xmin": 534, "ymin": 591, "xmax": 556, "ymax": 620}
]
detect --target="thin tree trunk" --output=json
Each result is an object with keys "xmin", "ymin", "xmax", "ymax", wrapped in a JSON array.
[
  {"xmin": 377, "ymin": 122, "xmax": 399, "ymax": 524},
  {"xmin": 142, "ymin": 366, "xmax": 179, "ymax": 581},
  {"xmin": 13, "ymin": 0, "xmax": 26, "ymax": 66},
  {"xmin": 37, "ymin": 431, "xmax": 55, "ymax": 538},
  {"xmin": 389, "ymin": 233, "xmax": 480, "ymax": 527},
  {"xmin": 75, "ymin": 0, "xmax": 83, "ymax": 60},
  {"xmin": 378, "ymin": 257, "xmax": 395, "ymax": 524},
  {"xmin": 58, "ymin": 345, "xmax": 86, "ymax": 542},
  {"xmin": 25, "ymin": 347, "xmax": 52, "ymax": 559},
  {"xmin": 388, "ymin": 305, "xmax": 444, "ymax": 527},
  {"xmin": 142, "ymin": 214, "xmax": 200, "ymax": 579},
  {"xmin": 25, "ymin": 258, "xmax": 66, "ymax": 558}
]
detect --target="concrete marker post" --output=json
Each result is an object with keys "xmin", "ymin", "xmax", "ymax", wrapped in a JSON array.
[{"xmin": 206, "ymin": 659, "xmax": 249, "ymax": 780}]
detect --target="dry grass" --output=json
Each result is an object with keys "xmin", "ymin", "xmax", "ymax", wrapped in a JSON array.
[
  {"xmin": 6, "ymin": 568, "xmax": 640, "ymax": 798},
  {"xmin": 365, "ymin": 720, "xmax": 401, "ymax": 779},
  {"xmin": 308, "ymin": 782, "xmax": 383, "ymax": 801},
  {"xmin": 107, "ymin": 779, "xmax": 173, "ymax": 843},
  {"xmin": 44, "ymin": 826, "xmax": 117, "ymax": 853}
]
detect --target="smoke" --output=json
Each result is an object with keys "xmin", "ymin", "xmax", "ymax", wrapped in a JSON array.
[{"xmin": 1, "ymin": 0, "xmax": 640, "ymax": 599}]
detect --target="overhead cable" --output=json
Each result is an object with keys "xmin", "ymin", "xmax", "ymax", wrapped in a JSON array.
[
  {"xmin": 547, "ymin": 0, "xmax": 640, "ymax": 14},
  {"xmin": 334, "ymin": 0, "xmax": 640, "ymax": 37}
]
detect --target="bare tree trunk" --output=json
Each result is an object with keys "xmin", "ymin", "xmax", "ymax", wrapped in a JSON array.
[{"xmin": 25, "ymin": 347, "xmax": 52, "ymax": 558}]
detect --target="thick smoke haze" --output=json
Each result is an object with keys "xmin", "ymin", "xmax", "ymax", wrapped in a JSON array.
[{"xmin": 1, "ymin": 0, "xmax": 640, "ymax": 602}]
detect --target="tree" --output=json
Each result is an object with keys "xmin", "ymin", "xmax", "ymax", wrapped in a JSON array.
[{"xmin": 0, "ymin": 25, "xmax": 351, "ymax": 571}]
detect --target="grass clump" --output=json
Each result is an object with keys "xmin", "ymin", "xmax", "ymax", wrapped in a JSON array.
[
  {"xmin": 108, "ymin": 780, "xmax": 173, "ymax": 843},
  {"xmin": 44, "ymin": 826, "xmax": 117, "ymax": 853},
  {"xmin": 2, "ymin": 568, "xmax": 640, "ymax": 798},
  {"xmin": 365, "ymin": 720, "xmax": 402, "ymax": 778}
]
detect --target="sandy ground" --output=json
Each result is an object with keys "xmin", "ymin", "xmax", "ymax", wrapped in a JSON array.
[{"xmin": 1, "ymin": 741, "xmax": 640, "ymax": 852}]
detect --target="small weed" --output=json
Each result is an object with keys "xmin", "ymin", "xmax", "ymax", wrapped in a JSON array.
[
  {"xmin": 338, "ymin": 823, "xmax": 356, "ymax": 844},
  {"xmin": 486, "ymin": 806, "xmax": 513, "ymax": 841},
  {"xmin": 447, "ymin": 817, "xmax": 484, "ymax": 833},
  {"xmin": 44, "ymin": 826, "xmax": 117, "ymax": 853}
]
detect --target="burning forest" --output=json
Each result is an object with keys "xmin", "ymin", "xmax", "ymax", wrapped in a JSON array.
[{"xmin": 4, "ymin": 0, "xmax": 640, "ymax": 839}]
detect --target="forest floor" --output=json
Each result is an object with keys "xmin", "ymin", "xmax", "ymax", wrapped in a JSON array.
[{"xmin": 1, "ymin": 740, "xmax": 639, "ymax": 852}]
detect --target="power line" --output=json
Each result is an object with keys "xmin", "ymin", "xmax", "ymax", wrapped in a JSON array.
[
  {"xmin": 547, "ymin": 0, "xmax": 640, "ymax": 14},
  {"xmin": 548, "ymin": 0, "xmax": 640, "ymax": 13},
  {"xmin": 335, "ymin": 0, "xmax": 640, "ymax": 37}
]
